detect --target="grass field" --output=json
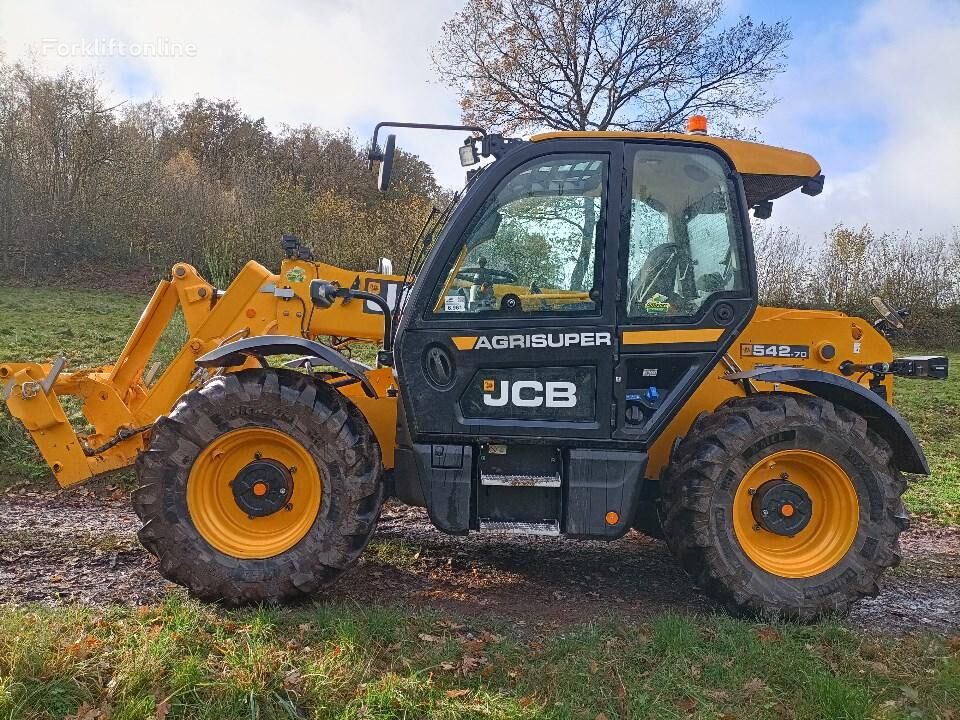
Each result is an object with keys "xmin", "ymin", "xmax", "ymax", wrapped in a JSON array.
[
  {"xmin": 0, "ymin": 599, "xmax": 957, "ymax": 720},
  {"xmin": 0, "ymin": 286, "xmax": 958, "ymax": 720}
]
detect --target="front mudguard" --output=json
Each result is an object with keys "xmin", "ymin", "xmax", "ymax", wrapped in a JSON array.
[{"xmin": 197, "ymin": 335, "xmax": 377, "ymax": 397}]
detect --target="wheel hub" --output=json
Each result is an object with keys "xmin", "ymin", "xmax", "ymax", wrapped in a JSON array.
[
  {"xmin": 231, "ymin": 459, "xmax": 292, "ymax": 517},
  {"xmin": 751, "ymin": 478, "xmax": 812, "ymax": 536}
]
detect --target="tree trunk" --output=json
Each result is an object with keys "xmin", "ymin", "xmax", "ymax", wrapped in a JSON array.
[{"xmin": 570, "ymin": 199, "xmax": 596, "ymax": 291}]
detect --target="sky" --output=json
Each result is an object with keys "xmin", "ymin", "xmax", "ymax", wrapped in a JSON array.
[{"xmin": 0, "ymin": 0, "xmax": 957, "ymax": 243}]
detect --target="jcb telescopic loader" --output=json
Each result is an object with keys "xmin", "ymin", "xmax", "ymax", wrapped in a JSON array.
[{"xmin": 2, "ymin": 117, "xmax": 948, "ymax": 617}]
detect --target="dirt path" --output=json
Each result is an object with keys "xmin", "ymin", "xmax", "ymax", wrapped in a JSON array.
[{"xmin": 1, "ymin": 489, "xmax": 957, "ymax": 633}]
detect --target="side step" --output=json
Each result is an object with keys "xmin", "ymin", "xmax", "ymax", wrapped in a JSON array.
[
  {"xmin": 480, "ymin": 472, "xmax": 561, "ymax": 487},
  {"xmin": 478, "ymin": 519, "xmax": 560, "ymax": 536}
]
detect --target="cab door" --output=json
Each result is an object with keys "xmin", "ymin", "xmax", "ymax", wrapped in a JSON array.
[
  {"xmin": 613, "ymin": 141, "xmax": 757, "ymax": 443},
  {"xmin": 394, "ymin": 140, "xmax": 624, "ymax": 445}
]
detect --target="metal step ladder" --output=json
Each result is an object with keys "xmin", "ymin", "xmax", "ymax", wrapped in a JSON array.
[{"xmin": 478, "ymin": 518, "xmax": 561, "ymax": 536}]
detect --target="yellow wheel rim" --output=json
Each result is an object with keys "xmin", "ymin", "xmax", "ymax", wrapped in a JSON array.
[
  {"xmin": 733, "ymin": 449, "xmax": 859, "ymax": 578},
  {"xmin": 187, "ymin": 427, "xmax": 322, "ymax": 559}
]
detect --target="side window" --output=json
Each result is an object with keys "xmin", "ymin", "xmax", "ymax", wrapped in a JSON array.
[
  {"xmin": 625, "ymin": 146, "xmax": 747, "ymax": 318},
  {"xmin": 433, "ymin": 154, "xmax": 607, "ymax": 315}
]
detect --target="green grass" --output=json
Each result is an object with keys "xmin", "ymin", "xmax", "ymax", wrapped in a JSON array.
[
  {"xmin": 895, "ymin": 351, "xmax": 960, "ymax": 523},
  {"xmin": 0, "ymin": 598, "xmax": 956, "ymax": 720}
]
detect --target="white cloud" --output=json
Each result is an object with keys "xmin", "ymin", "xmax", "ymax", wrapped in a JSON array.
[
  {"xmin": 758, "ymin": 0, "xmax": 960, "ymax": 241},
  {"xmin": 0, "ymin": 0, "xmax": 471, "ymax": 187}
]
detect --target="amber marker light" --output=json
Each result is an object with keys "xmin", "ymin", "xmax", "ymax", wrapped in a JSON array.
[
  {"xmin": 687, "ymin": 115, "xmax": 708, "ymax": 134},
  {"xmin": 605, "ymin": 511, "xmax": 620, "ymax": 525}
]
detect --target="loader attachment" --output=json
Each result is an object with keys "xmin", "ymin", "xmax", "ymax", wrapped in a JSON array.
[{"xmin": 1, "ymin": 261, "xmax": 277, "ymax": 486}]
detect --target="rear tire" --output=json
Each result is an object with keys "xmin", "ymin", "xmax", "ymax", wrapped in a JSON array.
[
  {"xmin": 132, "ymin": 369, "xmax": 383, "ymax": 605},
  {"xmin": 661, "ymin": 393, "xmax": 908, "ymax": 619}
]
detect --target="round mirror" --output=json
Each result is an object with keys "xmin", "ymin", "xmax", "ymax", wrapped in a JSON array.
[
  {"xmin": 378, "ymin": 134, "xmax": 396, "ymax": 192},
  {"xmin": 871, "ymin": 296, "xmax": 904, "ymax": 329}
]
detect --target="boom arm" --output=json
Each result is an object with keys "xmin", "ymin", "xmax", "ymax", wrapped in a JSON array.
[{"xmin": 1, "ymin": 258, "xmax": 402, "ymax": 487}]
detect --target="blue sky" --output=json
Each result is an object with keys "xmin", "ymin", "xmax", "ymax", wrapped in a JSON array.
[{"xmin": 1, "ymin": 0, "xmax": 957, "ymax": 241}]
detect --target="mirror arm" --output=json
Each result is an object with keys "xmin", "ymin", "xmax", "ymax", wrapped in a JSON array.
[{"xmin": 368, "ymin": 121, "xmax": 487, "ymax": 168}]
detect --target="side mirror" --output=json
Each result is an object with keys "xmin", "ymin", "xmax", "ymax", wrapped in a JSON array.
[{"xmin": 378, "ymin": 134, "xmax": 396, "ymax": 192}]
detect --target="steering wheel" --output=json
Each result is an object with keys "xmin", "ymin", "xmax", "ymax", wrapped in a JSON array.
[{"xmin": 457, "ymin": 267, "xmax": 519, "ymax": 284}]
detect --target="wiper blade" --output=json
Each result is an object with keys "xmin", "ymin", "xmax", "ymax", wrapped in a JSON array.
[{"xmin": 392, "ymin": 191, "xmax": 462, "ymax": 336}]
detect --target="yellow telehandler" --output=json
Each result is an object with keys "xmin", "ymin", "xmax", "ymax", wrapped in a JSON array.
[{"xmin": 2, "ymin": 117, "xmax": 948, "ymax": 617}]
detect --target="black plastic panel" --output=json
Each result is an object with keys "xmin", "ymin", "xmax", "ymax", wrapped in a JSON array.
[{"xmin": 565, "ymin": 448, "xmax": 647, "ymax": 539}]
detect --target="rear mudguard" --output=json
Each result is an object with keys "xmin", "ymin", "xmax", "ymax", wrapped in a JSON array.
[
  {"xmin": 196, "ymin": 336, "xmax": 377, "ymax": 397},
  {"xmin": 725, "ymin": 366, "xmax": 928, "ymax": 474}
]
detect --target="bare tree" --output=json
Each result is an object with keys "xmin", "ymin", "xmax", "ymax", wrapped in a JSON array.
[{"xmin": 434, "ymin": 0, "xmax": 790, "ymax": 135}]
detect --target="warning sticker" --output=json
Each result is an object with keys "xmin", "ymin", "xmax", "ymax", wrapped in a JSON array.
[{"xmin": 445, "ymin": 295, "xmax": 467, "ymax": 312}]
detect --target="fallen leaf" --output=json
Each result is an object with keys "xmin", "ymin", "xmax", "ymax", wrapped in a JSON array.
[
  {"xmin": 754, "ymin": 626, "xmax": 781, "ymax": 643},
  {"xmin": 282, "ymin": 668, "xmax": 304, "ymax": 693},
  {"xmin": 677, "ymin": 697, "xmax": 698, "ymax": 714},
  {"xmin": 65, "ymin": 703, "xmax": 110, "ymax": 720},
  {"xmin": 595, "ymin": 713, "xmax": 609, "ymax": 720},
  {"xmin": 706, "ymin": 689, "xmax": 730, "ymax": 703},
  {"xmin": 445, "ymin": 689, "xmax": 470, "ymax": 698},
  {"xmin": 155, "ymin": 699, "xmax": 170, "ymax": 720},
  {"xmin": 742, "ymin": 677, "xmax": 767, "ymax": 697},
  {"xmin": 590, "ymin": 660, "xmax": 599, "ymax": 675},
  {"xmin": 418, "ymin": 633, "xmax": 441, "ymax": 643},
  {"xmin": 518, "ymin": 696, "xmax": 535, "ymax": 708}
]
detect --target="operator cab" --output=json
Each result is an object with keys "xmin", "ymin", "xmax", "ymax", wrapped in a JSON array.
[{"xmin": 376, "ymin": 119, "xmax": 824, "ymax": 539}]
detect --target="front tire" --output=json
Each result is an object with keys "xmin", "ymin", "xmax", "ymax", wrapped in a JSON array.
[
  {"xmin": 661, "ymin": 393, "xmax": 908, "ymax": 619},
  {"xmin": 132, "ymin": 369, "xmax": 383, "ymax": 605}
]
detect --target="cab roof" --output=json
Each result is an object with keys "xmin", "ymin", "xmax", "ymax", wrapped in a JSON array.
[{"xmin": 530, "ymin": 130, "xmax": 823, "ymax": 209}]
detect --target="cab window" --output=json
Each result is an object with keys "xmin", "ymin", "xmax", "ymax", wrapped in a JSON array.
[
  {"xmin": 625, "ymin": 146, "xmax": 747, "ymax": 318},
  {"xmin": 432, "ymin": 154, "xmax": 606, "ymax": 315}
]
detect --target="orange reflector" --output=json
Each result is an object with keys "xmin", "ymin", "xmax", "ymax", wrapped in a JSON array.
[
  {"xmin": 687, "ymin": 114, "xmax": 708, "ymax": 134},
  {"xmin": 851, "ymin": 324, "xmax": 864, "ymax": 340},
  {"xmin": 252, "ymin": 482, "xmax": 268, "ymax": 497},
  {"xmin": 781, "ymin": 503, "xmax": 795, "ymax": 517},
  {"xmin": 245, "ymin": 308, "xmax": 256, "ymax": 318},
  {"xmin": 605, "ymin": 511, "xmax": 620, "ymax": 525}
]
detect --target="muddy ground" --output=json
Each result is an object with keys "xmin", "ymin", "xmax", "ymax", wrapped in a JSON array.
[{"xmin": 0, "ymin": 488, "xmax": 957, "ymax": 634}]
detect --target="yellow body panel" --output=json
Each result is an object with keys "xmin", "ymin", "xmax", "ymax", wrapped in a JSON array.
[{"xmin": 530, "ymin": 131, "xmax": 821, "ymax": 178}]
